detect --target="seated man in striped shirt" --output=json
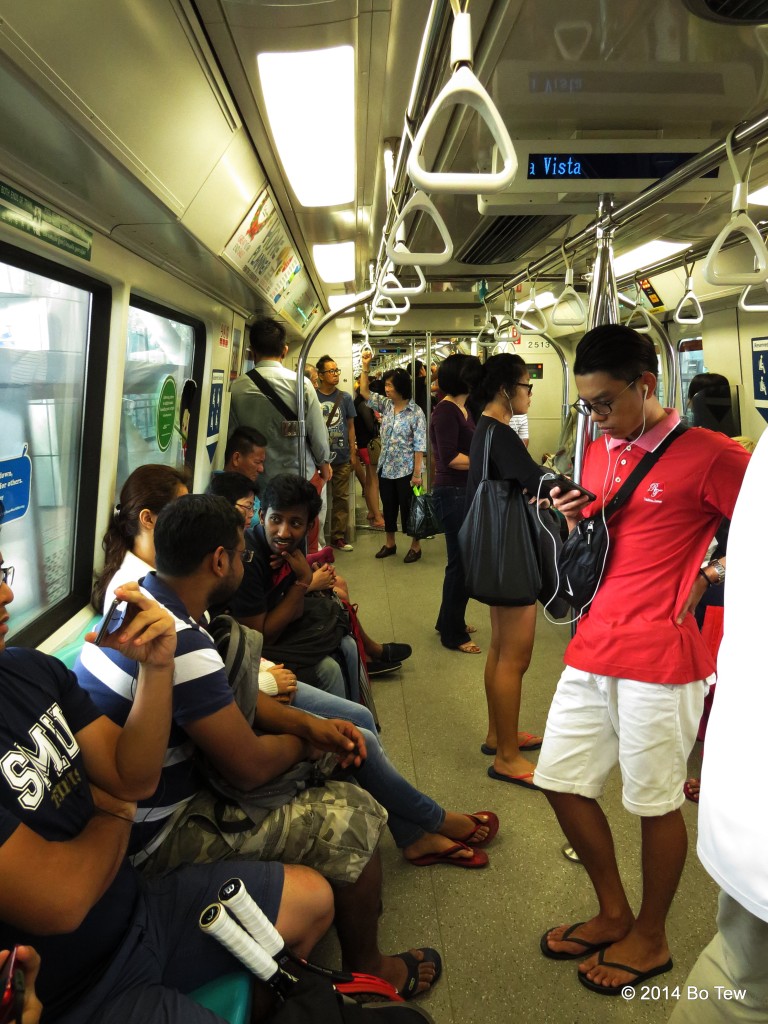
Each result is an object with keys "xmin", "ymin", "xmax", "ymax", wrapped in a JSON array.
[{"xmin": 74, "ymin": 493, "xmax": 441, "ymax": 1001}]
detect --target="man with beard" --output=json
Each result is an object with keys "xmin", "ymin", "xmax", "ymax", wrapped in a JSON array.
[{"xmin": 74, "ymin": 493, "xmax": 442, "ymax": 1001}]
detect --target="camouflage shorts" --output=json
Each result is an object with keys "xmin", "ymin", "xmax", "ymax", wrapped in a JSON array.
[{"xmin": 138, "ymin": 776, "xmax": 387, "ymax": 886}]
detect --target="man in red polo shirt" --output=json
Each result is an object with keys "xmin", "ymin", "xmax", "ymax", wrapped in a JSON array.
[{"xmin": 536, "ymin": 324, "xmax": 750, "ymax": 997}]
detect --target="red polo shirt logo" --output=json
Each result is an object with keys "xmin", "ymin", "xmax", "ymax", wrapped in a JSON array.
[{"xmin": 645, "ymin": 481, "xmax": 665, "ymax": 504}]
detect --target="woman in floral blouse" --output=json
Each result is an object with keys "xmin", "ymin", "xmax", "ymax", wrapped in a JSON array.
[{"xmin": 360, "ymin": 351, "xmax": 427, "ymax": 563}]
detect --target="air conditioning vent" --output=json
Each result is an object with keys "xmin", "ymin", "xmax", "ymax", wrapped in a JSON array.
[
  {"xmin": 683, "ymin": 0, "xmax": 768, "ymax": 24},
  {"xmin": 456, "ymin": 214, "xmax": 570, "ymax": 265}
]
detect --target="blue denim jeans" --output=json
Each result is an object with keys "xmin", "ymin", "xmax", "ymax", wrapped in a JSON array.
[
  {"xmin": 431, "ymin": 485, "xmax": 470, "ymax": 648},
  {"xmin": 294, "ymin": 682, "xmax": 445, "ymax": 848},
  {"xmin": 313, "ymin": 634, "xmax": 361, "ymax": 702}
]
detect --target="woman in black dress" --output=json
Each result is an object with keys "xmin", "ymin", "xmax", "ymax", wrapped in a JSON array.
[{"xmin": 464, "ymin": 354, "xmax": 551, "ymax": 789}]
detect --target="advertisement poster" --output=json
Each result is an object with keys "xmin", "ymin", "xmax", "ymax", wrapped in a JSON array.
[
  {"xmin": 224, "ymin": 187, "xmax": 321, "ymax": 335},
  {"xmin": 752, "ymin": 336, "xmax": 768, "ymax": 424}
]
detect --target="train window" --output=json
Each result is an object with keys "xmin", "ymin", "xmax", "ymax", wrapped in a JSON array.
[
  {"xmin": 0, "ymin": 243, "xmax": 109, "ymax": 644},
  {"xmin": 117, "ymin": 299, "xmax": 203, "ymax": 489},
  {"xmin": 678, "ymin": 337, "xmax": 706, "ymax": 404}
]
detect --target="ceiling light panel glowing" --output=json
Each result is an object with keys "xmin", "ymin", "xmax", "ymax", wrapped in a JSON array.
[
  {"xmin": 313, "ymin": 242, "xmax": 355, "ymax": 283},
  {"xmin": 749, "ymin": 184, "xmax": 768, "ymax": 205},
  {"xmin": 328, "ymin": 294, "xmax": 360, "ymax": 313},
  {"xmin": 258, "ymin": 46, "xmax": 355, "ymax": 207},
  {"xmin": 613, "ymin": 240, "xmax": 690, "ymax": 278}
]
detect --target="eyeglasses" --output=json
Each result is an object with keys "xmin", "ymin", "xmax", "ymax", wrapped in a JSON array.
[
  {"xmin": 514, "ymin": 382, "xmax": 534, "ymax": 396},
  {"xmin": 0, "ymin": 565, "xmax": 14, "ymax": 587},
  {"xmin": 321, "ymin": 368, "xmax": 341, "ymax": 375},
  {"xmin": 222, "ymin": 548, "xmax": 254, "ymax": 564},
  {"xmin": 571, "ymin": 375, "xmax": 641, "ymax": 418},
  {"xmin": 235, "ymin": 501, "xmax": 255, "ymax": 513}
]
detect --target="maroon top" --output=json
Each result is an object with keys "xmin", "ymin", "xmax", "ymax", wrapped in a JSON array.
[{"xmin": 430, "ymin": 399, "xmax": 475, "ymax": 488}]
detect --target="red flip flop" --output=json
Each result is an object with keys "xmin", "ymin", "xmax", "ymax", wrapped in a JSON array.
[
  {"xmin": 461, "ymin": 811, "xmax": 500, "ymax": 848},
  {"xmin": 408, "ymin": 841, "xmax": 489, "ymax": 869}
]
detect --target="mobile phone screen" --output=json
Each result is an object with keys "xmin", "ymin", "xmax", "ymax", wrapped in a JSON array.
[
  {"xmin": 541, "ymin": 474, "xmax": 597, "ymax": 504},
  {"xmin": 94, "ymin": 598, "xmax": 127, "ymax": 647}
]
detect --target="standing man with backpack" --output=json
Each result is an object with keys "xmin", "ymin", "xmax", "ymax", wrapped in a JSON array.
[
  {"xmin": 315, "ymin": 355, "xmax": 358, "ymax": 551},
  {"xmin": 537, "ymin": 324, "xmax": 750, "ymax": 997},
  {"xmin": 228, "ymin": 317, "xmax": 332, "ymax": 492}
]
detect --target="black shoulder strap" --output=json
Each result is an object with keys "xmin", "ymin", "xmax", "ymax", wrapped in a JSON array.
[
  {"xmin": 603, "ymin": 422, "xmax": 688, "ymax": 520},
  {"xmin": 247, "ymin": 368, "xmax": 297, "ymax": 421}
]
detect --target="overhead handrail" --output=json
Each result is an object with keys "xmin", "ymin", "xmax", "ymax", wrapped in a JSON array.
[
  {"xmin": 385, "ymin": 190, "xmax": 454, "ymax": 266},
  {"xmin": 407, "ymin": 11, "xmax": 518, "ymax": 195},
  {"xmin": 550, "ymin": 243, "xmax": 587, "ymax": 326},
  {"xmin": 674, "ymin": 256, "xmax": 704, "ymax": 324},
  {"xmin": 372, "ymin": 289, "xmax": 410, "ymax": 316},
  {"xmin": 618, "ymin": 289, "xmax": 652, "ymax": 334},
  {"xmin": 702, "ymin": 127, "xmax": 768, "ymax": 286},
  {"xmin": 518, "ymin": 277, "xmax": 548, "ymax": 335},
  {"xmin": 378, "ymin": 261, "xmax": 427, "ymax": 297}
]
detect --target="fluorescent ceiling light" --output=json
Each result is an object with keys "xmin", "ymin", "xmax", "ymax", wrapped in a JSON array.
[
  {"xmin": 258, "ymin": 46, "xmax": 355, "ymax": 207},
  {"xmin": 313, "ymin": 242, "xmax": 355, "ymax": 284},
  {"xmin": 516, "ymin": 290, "xmax": 556, "ymax": 311},
  {"xmin": 613, "ymin": 240, "xmax": 690, "ymax": 278},
  {"xmin": 749, "ymin": 184, "xmax": 768, "ymax": 205},
  {"xmin": 328, "ymin": 294, "xmax": 360, "ymax": 313}
]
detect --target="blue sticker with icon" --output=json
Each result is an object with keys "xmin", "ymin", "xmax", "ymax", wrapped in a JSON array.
[
  {"xmin": 0, "ymin": 446, "xmax": 32, "ymax": 523},
  {"xmin": 753, "ymin": 337, "xmax": 768, "ymax": 424}
]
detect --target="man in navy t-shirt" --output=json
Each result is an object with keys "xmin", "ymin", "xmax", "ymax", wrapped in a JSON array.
[{"xmin": 0, "ymin": 537, "xmax": 331, "ymax": 1022}]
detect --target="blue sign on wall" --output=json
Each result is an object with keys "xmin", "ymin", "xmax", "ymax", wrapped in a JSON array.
[
  {"xmin": 752, "ymin": 337, "xmax": 768, "ymax": 425},
  {"xmin": 0, "ymin": 446, "xmax": 32, "ymax": 523},
  {"xmin": 207, "ymin": 369, "xmax": 225, "ymax": 462}
]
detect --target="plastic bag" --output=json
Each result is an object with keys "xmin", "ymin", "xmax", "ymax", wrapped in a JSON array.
[{"xmin": 406, "ymin": 486, "xmax": 444, "ymax": 539}]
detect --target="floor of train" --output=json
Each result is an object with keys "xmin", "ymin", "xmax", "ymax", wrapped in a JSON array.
[{"xmin": 312, "ymin": 502, "xmax": 712, "ymax": 1024}]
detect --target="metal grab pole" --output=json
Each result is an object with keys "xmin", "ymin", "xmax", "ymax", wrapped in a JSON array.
[
  {"xmin": 573, "ymin": 195, "xmax": 618, "ymax": 486},
  {"xmin": 295, "ymin": 289, "xmax": 376, "ymax": 478}
]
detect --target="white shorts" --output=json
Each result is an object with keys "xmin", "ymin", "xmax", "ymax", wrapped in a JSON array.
[{"xmin": 533, "ymin": 667, "xmax": 711, "ymax": 816}]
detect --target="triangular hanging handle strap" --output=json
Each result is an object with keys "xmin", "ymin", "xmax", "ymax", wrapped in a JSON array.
[
  {"xmin": 674, "ymin": 258, "xmax": 703, "ymax": 324},
  {"xmin": 738, "ymin": 249, "xmax": 768, "ymax": 311},
  {"xmin": 407, "ymin": 13, "xmax": 518, "ymax": 195},
  {"xmin": 551, "ymin": 242, "xmax": 587, "ymax": 326},
  {"xmin": 703, "ymin": 127, "xmax": 768, "ymax": 286},
  {"xmin": 519, "ymin": 276, "xmax": 548, "ymax": 336},
  {"xmin": 372, "ymin": 289, "xmax": 410, "ymax": 316},
  {"xmin": 378, "ymin": 262, "xmax": 427, "ymax": 297},
  {"xmin": 385, "ymin": 190, "xmax": 453, "ymax": 266},
  {"xmin": 620, "ymin": 289, "xmax": 652, "ymax": 334}
]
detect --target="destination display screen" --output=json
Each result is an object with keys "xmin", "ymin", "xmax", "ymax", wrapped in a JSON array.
[{"xmin": 526, "ymin": 152, "xmax": 719, "ymax": 181}]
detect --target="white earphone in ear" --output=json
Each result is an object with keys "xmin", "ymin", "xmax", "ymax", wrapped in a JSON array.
[{"xmin": 642, "ymin": 385, "xmax": 648, "ymax": 398}]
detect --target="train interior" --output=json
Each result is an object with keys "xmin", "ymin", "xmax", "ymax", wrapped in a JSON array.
[{"xmin": 0, "ymin": 1, "xmax": 767, "ymax": 1021}]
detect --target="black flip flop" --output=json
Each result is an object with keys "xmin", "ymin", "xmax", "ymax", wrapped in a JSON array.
[
  {"xmin": 540, "ymin": 922, "xmax": 613, "ymax": 961},
  {"xmin": 578, "ymin": 949, "xmax": 673, "ymax": 995},
  {"xmin": 395, "ymin": 947, "xmax": 443, "ymax": 1000}
]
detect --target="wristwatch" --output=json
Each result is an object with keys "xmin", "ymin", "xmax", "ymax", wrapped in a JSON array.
[{"xmin": 700, "ymin": 558, "xmax": 725, "ymax": 586}]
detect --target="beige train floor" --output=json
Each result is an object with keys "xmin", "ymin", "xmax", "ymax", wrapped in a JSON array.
[{"xmin": 313, "ymin": 511, "xmax": 711, "ymax": 1024}]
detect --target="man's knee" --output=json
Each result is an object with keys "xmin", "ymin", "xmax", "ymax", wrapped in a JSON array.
[{"xmin": 277, "ymin": 865, "xmax": 334, "ymax": 956}]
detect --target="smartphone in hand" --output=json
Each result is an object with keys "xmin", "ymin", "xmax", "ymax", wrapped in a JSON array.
[
  {"xmin": 0, "ymin": 948, "xmax": 24, "ymax": 1024},
  {"xmin": 540, "ymin": 473, "xmax": 597, "ymax": 504},
  {"xmin": 94, "ymin": 598, "xmax": 127, "ymax": 647}
]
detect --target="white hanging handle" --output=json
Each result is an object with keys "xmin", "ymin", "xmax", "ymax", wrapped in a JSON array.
[
  {"xmin": 619, "ymin": 290, "xmax": 652, "ymax": 334},
  {"xmin": 372, "ymin": 291, "xmax": 410, "ymax": 316},
  {"xmin": 550, "ymin": 244, "xmax": 586, "ymax": 326},
  {"xmin": 553, "ymin": 20, "xmax": 593, "ymax": 61},
  {"xmin": 365, "ymin": 325, "xmax": 394, "ymax": 337},
  {"xmin": 738, "ymin": 252, "xmax": 768, "ymax": 311},
  {"xmin": 702, "ymin": 128, "xmax": 768, "ymax": 286},
  {"xmin": 518, "ymin": 279, "xmax": 548, "ymax": 335},
  {"xmin": 359, "ymin": 333, "xmax": 375, "ymax": 357},
  {"xmin": 379, "ymin": 262, "xmax": 427, "ymax": 297},
  {"xmin": 385, "ymin": 190, "xmax": 453, "ymax": 266},
  {"xmin": 407, "ymin": 13, "xmax": 518, "ymax": 195},
  {"xmin": 674, "ymin": 260, "xmax": 704, "ymax": 324}
]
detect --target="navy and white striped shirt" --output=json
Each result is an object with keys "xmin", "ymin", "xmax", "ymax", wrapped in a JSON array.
[{"xmin": 74, "ymin": 573, "xmax": 234, "ymax": 862}]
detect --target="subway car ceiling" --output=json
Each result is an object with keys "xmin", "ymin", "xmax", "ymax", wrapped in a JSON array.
[{"xmin": 4, "ymin": 0, "xmax": 768, "ymax": 336}]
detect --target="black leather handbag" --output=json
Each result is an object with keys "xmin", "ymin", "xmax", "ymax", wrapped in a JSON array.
[
  {"xmin": 558, "ymin": 424, "xmax": 687, "ymax": 609},
  {"xmin": 459, "ymin": 423, "xmax": 541, "ymax": 607}
]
